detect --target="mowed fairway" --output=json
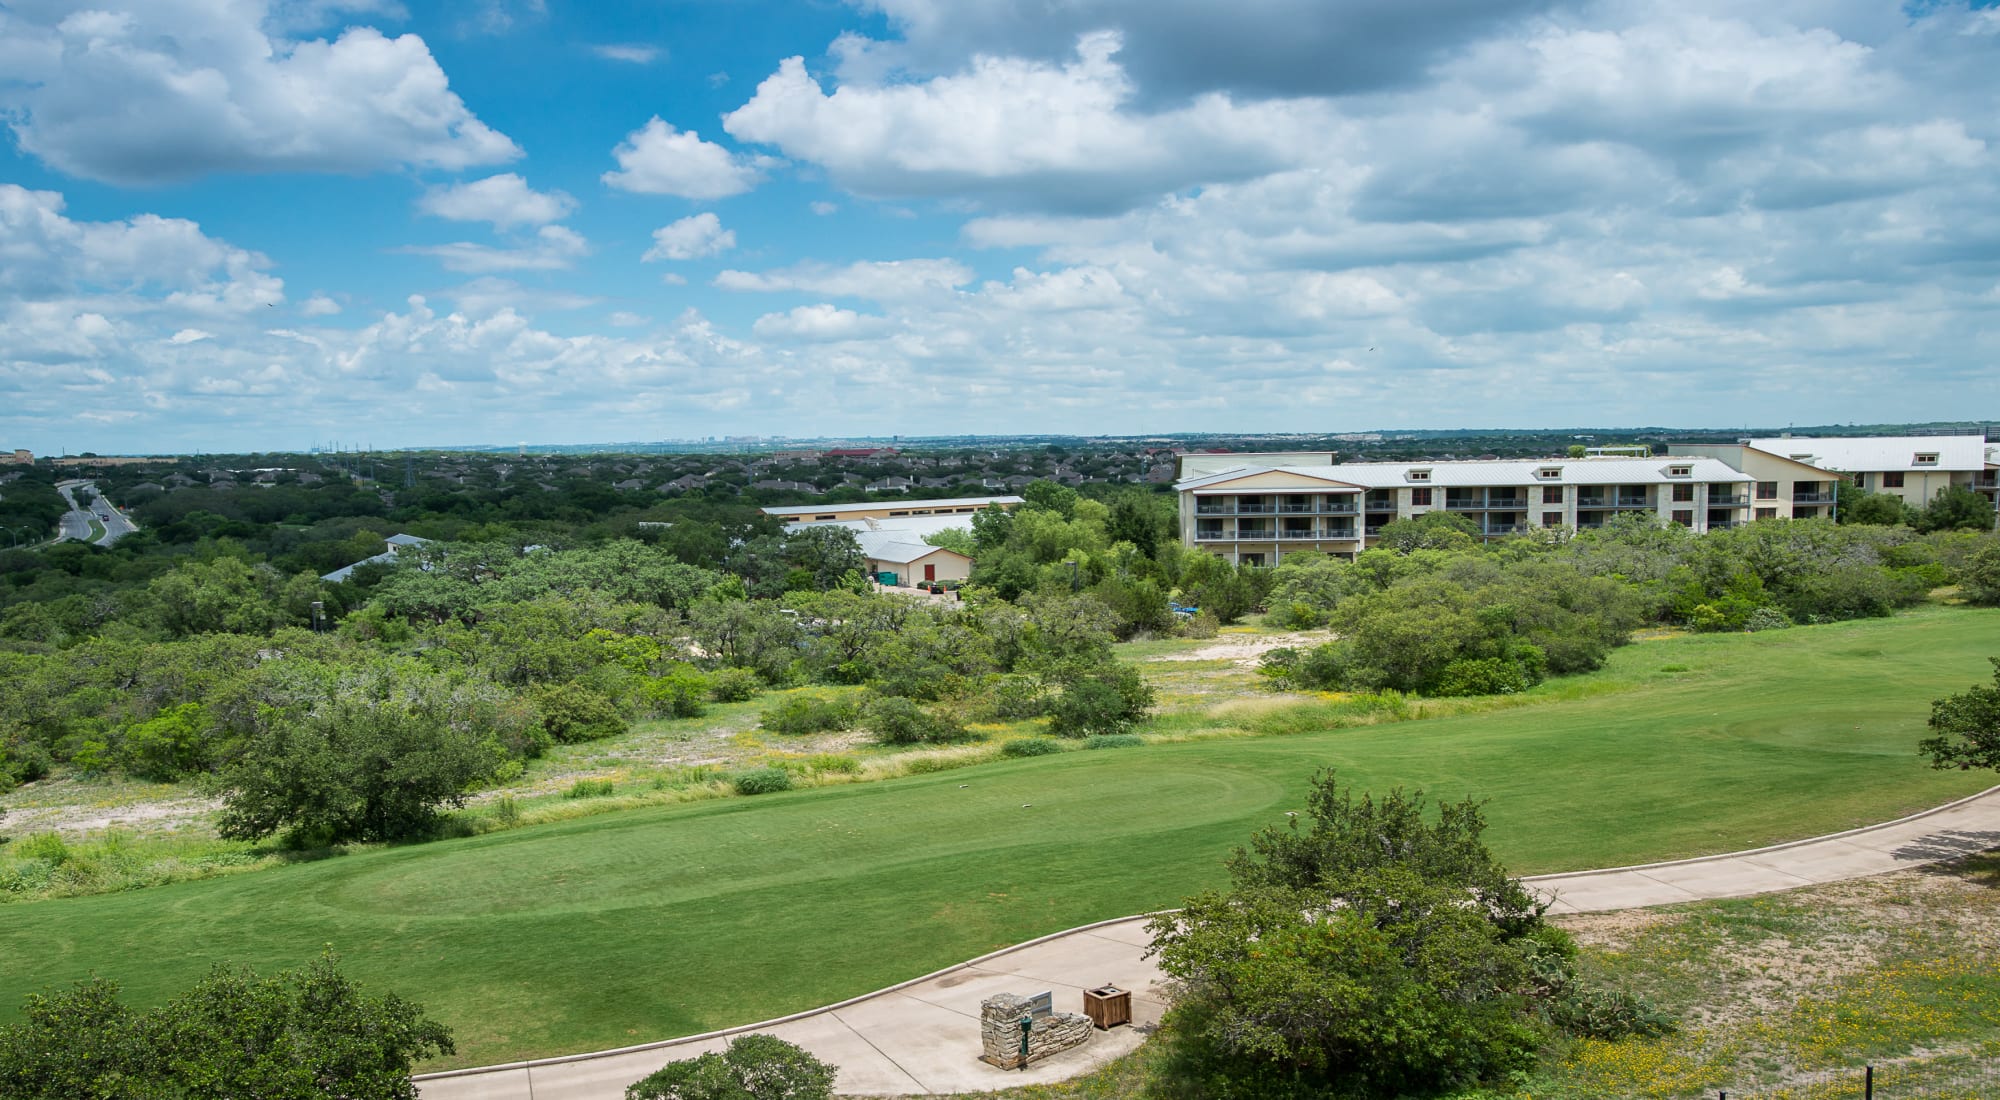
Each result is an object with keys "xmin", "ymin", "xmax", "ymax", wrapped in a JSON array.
[{"xmin": 2, "ymin": 607, "xmax": 1995, "ymax": 1068}]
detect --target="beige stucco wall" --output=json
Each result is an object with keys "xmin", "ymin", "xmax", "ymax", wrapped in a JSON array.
[{"xmin": 871, "ymin": 549, "xmax": 973, "ymax": 585}]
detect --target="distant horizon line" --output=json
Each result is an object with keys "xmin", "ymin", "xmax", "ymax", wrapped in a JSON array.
[{"xmin": 13, "ymin": 421, "xmax": 1997, "ymax": 459}]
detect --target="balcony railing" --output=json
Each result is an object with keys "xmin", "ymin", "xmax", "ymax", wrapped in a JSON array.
[
  {"xmin": 1276, "ymin": 503, "xmax": 1316, "ymax": 513},
  {"xmin": 1236, "ymin": 502, "xmax": 1275, "ymax": 514},
  {"xmin": 1323, "ymin": 502, "xmax": 1359, "ymax": 515},
  {"xmin": 1195, "ymin": 503, "xmax": 1235, "ymax": 515},
  {"xmin": 1706, "ymin": 494, "xmax": 1751, "ymax": 506},
  {"xmin": 1614, "ymin": 497, "xmax": 1651, "ymax": 508},
  {"xmin": 1365, "ymin": 499, "xmax": 1398, "ymax": 512},
  {"xmin": 1486, "ymin": 496, "xmax": 1528, "ymax": 510},
  {"xmin": 1792, "ymin": 491, "xmax": 1836, "ymax": 504},
  {"xmin": 1481, "ymin": 523, "xmax": 1528, "ymax": 537},
  {"xmin": 1444, "ymin": 499, "xmax": 1484, "ymax": 511},
  {"xmin": 1279, "ymin": 528, "xmax": 1358, "ymax": 540},
  {"xmin": 1575, "ymin": 496, "xmax": 1609, "ymax": 508}
]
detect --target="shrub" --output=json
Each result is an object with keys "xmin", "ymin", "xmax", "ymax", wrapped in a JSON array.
[
  {"xmin": 979, "ymin": 674, "xmax": 1048, "ymax": 720},
  {"xmin": 865, "ymin": 695, "xmax": 973, "ymax": 745},
  {"xmin": 759, "ymin": 694, "xmax": 861, "ymax": 737},
  {"xmin": 565, "ymin": 778, "xmax": 615, "ymax": 799},
  {"xmin": 626, "ymin": 1033, "xmax": 834, "ymax": 1100},
  {"xmin": 706, "ymin": 668, "xmax": 762, "ymax": 703},
  {"xmin": 1430, "ymin": 657, "xmax": 1534, "ymax": 698},
  {"xmin": 643, "ymin": 667, "xmax": 710, "ymax": 719},
  {"xmin": 801, "ymin": 753, "xmax": 861, "ymax": 775},
  {"xmin": 1045, "ymin": 664, "xmax": 1155, "ymax": 739},
  {"xmin": 530, "ymin": 682, "xmax": 629, "ymax": 744},
  {"xmin": 1000, "ymin": 737, "xmax": 1063, "ymax": 758},
  {"xmin": 491, "ymin": 795, "xmax": 521, "ymax": 827},
  {"xmin": 730, "ymin": 766, "xmax": 792, "ymax": 795},
  {"xmin": 1179, "ymin": 610, "xmax": 1220, "ymax": 639},
  {"xmin": 1084, "ymin": 734, "xmax": 1143, "ymax": 750},
  {"xmin": 1742, "ymin": 606, "xmax": 1794, "ymax": 632},
  {"xmin": 1272, "ymin": 601, "xmax": 1324, "ymax": 630}
]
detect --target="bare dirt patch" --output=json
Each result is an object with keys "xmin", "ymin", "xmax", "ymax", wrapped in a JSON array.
[{"xmin": 1149, "ymin": 630, "xmax": 1335, "ymax": 667}]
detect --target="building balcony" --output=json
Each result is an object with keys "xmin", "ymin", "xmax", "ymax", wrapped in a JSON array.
[
  {"xmin": 1278, "ymin": 528, "xmax": 1358, "ymax": 541},
  {"xmin": 1614, "ymin": 497, "xmax": 1651, "ymax": 509},
  {"xmin": 1235, "ymin": 502, "xmax": 1275, "ymax": 514},
  {"xmin": 1706, "ymin": 495, "xmax": 1751, "ymax": 507},
  {"xmin": 1575, "ymin": 496, "xmax": 1609, "ymax": 508},
  {"xmin": 1444, "ymin": 498, "xmax": 1484, "ymax": 511},
  {"xmin": 1481, "ymin": 523, "xmax": 1528, "ymax": 537},
  {"xmin": 1322, "ymin": 502, "xmax": 1359, "ymax": 515},
  {"xmin": 1792, "ymin": 491, "xmax": 1837, "ymax": 504},
  {"xmin": 1275, "ymin": 503, "xmax": 1316, "ymax": 513},
  {"xmin": 1194, "ymin": 503, "xmax": 1236, "ymax": 516},
  {"xmin": 1364, "ymin": 500, "xmax": 1398, "ymax": 512}
]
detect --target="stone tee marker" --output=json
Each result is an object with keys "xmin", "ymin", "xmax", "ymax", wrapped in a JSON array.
[{"xmin": 979, "ymin": 992, "xmax": 1092, "ymax": 1070}]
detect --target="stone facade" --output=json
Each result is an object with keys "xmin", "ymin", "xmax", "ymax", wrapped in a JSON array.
[{"xmin": 978, "ymin": 993, "xmax": 1093, "ymax": 1069}]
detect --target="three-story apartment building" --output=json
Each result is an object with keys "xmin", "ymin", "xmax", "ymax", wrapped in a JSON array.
[{"xmin": 1176, "ymin": 455, "xmax": 1763, "ymax": 564}]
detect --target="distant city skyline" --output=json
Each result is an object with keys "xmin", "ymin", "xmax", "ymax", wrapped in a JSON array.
[{"xmin": 3, "ymin": 0, "xmax": 1998, "ymax": 455}]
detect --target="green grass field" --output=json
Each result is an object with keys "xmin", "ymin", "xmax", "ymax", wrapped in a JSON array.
[{"xmin": 1, "ymin": 606, "xmax": 1995, "ymax": 1068}]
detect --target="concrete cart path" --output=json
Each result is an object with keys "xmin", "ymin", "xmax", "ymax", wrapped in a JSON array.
[{"xmin": 416, "ymin": 785, "xmax": 2000, "ymax": 1100}]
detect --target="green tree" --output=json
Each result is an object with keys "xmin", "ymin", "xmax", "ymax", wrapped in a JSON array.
[
  {"xmin": 1147, "ymin": 771, "xmax": 1648, "ymax": 1098},
  {"xmin": 1835, "ymin": 482, "xmax": 1914, "ymax": 526},
  {"xmin": 0, "ymin": 954, "xmax": 452, "ymax": 1100},
  {"xmin": 1374, "ymin": 510, "xmax": 1480, "ymax": 553},
  {"xmin": 1916, "ymin": 485, "xmax": 1996, "ymax": 533},
  {"xmin": 1954, "ymin": 540, "xmax": 2000, "ymax": 606},
  {"xmin": 1918, "ymin": 659, "xmax": 2000, "ymax": 773},
  {"xmin": 216, "ymin": 661, "xmax": 506, "ymax": 843},
  {"xmin": 626, "ymin": 1034, "xmax": 835, "ymax": 1100}
]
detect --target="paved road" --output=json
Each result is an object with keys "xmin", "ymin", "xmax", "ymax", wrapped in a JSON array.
[
  {"xmin": 53, "ymin": 479, "xmax": 138, "ymax": 546},
  {"xmin": 416, "ymin": 784, "xmax": 2000, "ymax": 1100}
]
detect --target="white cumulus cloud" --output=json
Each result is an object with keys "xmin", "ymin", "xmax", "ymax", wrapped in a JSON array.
[
  {"xmin": 602, "ymin": 118, "xmax": 765, "ymax": 199},
  {"xmin": 3, "ymin": 1, "xmax": 519, "ymax": 184},
  {"xmin": 722, "ymin": 32, "xmax": 1321, "ymax": 212},
  {"xmin": 643, "ymin": 214, "xmax": 737, "ymax": 261},
  {"xmin": 417, "ymin": 174, "xmax": 576, "ymax": 229}
]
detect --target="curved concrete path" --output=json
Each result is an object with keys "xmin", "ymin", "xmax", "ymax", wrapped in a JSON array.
[{"xmin": 416, "ymin": 785, "xmax": 2000, "ymax": 1100}]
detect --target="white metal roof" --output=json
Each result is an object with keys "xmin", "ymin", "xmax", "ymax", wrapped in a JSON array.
[
  {"xmin": 1745, "ymin": 436, "xmax": 1991, "ymax": 473},
  {"xmin": 761, "ymin": 495, "xmax": 1021, "ymax": 517},
  {"xmin": 783, "ymin": 512, "xmax": 982, "ymax": 541},
  {"xmin": 1177, "ymin": 457, "xmax": 1751, "ymax": 492}
]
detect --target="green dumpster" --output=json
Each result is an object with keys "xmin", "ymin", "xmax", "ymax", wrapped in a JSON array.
[{"xmin": 877, "ymin": 571, "xmax": 899, "ymax": 585}]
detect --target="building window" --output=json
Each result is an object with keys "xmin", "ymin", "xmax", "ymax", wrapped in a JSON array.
[
  {"xmin": 814, "ymin": 515, "xmax": 836, "ymax": 521},
  {"xmin": 1672, "ymin": 483, "xmax": 1694, "ymax": 502},
  {"xmin": 1542, "ymin": 511, "xmax": 1562, "ymax": 527},
  {"xmin": 1411, "ymin": 487, "xmax": 1432, "ymax": 506},
  {"xmin": 1542, "ymin": 485, "xmax": 1563, "ymax": 504},
  {"xmin": 1408, "ymin": 470, "xmax": 1430, "ymax": 482},
  {"xmin": 1672, "ymin": 509, "xmax": 1693, "ymax": 527},
  {"xmin": 1668, "ymin": 465, "xmax": 1692, "ymax": 478},
  {"xmin": 1756, "ymin": 481, "xmax": 1778, "ymax": 500},
  {"xmin": 1756, "ymin": 507, "xmax": 1778, "ymax": 520},
  {"xmin": 1882, "ymin": 471, "xmax": 1905, "ymax": 488},
  {"xmin": 1914, "ymin": 453, "xmax": 1939, "ymax": 465},
  {"xmin": 1240, "ymin": 553, "xmax": 1264, "ymax": 567},
  {"xmin": 1538, "ymin": 467, "xmax": 1563, "ymax": 479}
]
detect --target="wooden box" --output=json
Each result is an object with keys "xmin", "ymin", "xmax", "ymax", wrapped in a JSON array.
[{"xmin": 1082, "ymin": 986, "xmax": 1131, "ymax": 1030}]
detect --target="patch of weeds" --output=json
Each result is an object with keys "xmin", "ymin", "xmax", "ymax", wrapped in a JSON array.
[
  {"xmin": 1083, "ymin": 734, "xmax": 1143, "ymax": 750},
  {"xmin": 565, "ymin": 778, "xmax": 616, "ymax": 799},
  {"xmin": 731, "ymin": 766, "xmax": 792, "ymax": 795}
]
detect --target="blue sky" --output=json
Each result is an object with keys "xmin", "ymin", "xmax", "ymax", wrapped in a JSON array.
[{"xmin": 1, "ymin": 0, "xmax": 1997, "ymax": 454}]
